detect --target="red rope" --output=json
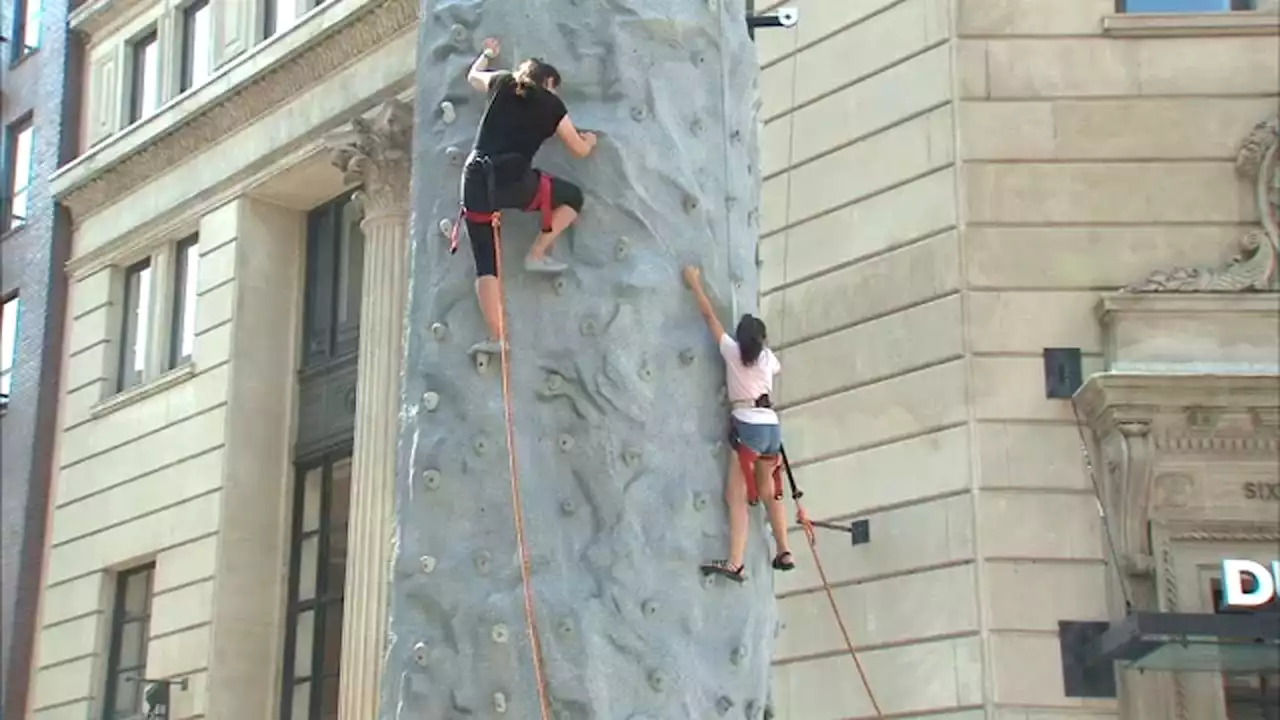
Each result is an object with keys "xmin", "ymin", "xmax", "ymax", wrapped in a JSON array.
[
  {"xmin": 796, "ymin": 504, "xmax": 884, "ymax": 717},
  {"xmin": 492, "ymin": 214, "xmax": 554, "ymax": 720}
]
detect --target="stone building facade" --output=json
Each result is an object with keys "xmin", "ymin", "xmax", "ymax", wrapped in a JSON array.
[
  {"xmin": 1, "ymin": 0, "xmax": 78, "ymax": 716},
  {"xmin": 18, "ymin": 1, "xmax": 1280, "ymax": 720}
]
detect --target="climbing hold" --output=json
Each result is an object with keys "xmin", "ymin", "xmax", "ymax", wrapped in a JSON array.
[
  {"xmin": 440, "ymin": 101, "xmax": 456, "ymax": 124},
  {"xmin": 474, "ymin": 351, "xmax": 490, "ymax": 373},
  {"xmin": 449, "ymin": 23, "xmax": 468, "ymax": 44},
  {"xmin": 422, "ymin": 391, "xmax": 440, "ymax": 411},
  {"xmin": 691, "ymin": 118, "xmax": 704, "ymax": 135},
  {"xmin": 746, "ymin": 700, "xmax": 759, "ymax": 718},
  {"xmin": 445, "ymin": 146, "xmax": 464, "ymax": 166},
  {"xmin": 630, "ymin": 106, "xmax": 646, "ymax": 121},
  {"xmin": 692, "ymin": 492, "xmax": 709, "ymax": 512},
  {"xmin": 412, "ymin": 641, "xmax": 429, "ymax": 666},
  {"xmin": 493, "ymin": 692, "xmax": 507, "ymax": 714},
  {"xmin": 747, "ymin": 210, "xmax": 758, "ymax": 227},
  {"xmin": 438, "ymin": 217, "xmax": 454, "ymax": 238},
  {"xmin": 474, "ymin": 550, "xmax": 492, "ymax": 574},
  {"xmin": 473, "ymin": 436, "xmax": 489, "ymax": 456},
  {"xmin": 580, "ymin": 318, "xmax": 597, "ymax": 336},
  {"xmin": 647, "ymin": 669, "xmax": 669, "ymax": 692},
  {"xmin": 622, "ymin": 448, "xmax": 642, "ymax": 468},
  {"xmin": 716, "ymin": 696, "xmax": 735, "ymax": 715},
  {"xmin": 726, "ymin": 195, "xmax": 738, "ymax": 211},
  {"xmin": 557, "ymin": 434, "xmax": 575, "ymax": 452},
  {"xmin": 422, "ymin": 469, "xmax": 442, "ymax": 491},
  {"xmin": 641, "ymin": 599, "xmax": 660, "ymax": 617},
  {"xmin": 614, "ymin": 237, "xmax": 629, "ymax": 260},
  {"xmin": 730, "ymin": 644, "xmax": 748, "ymax": 666},
  {"xmin": 707, "ymin": 0, "xmax": 719, "ymax": 10},
  {"xmin": 679, "ymin": 348, "xmax": 696, "ymax": 366},
  {"xmin": 491, "ymin": 623, "xmax": 509, "ymax": 644},
  {"xmin": 420, "ymin": 555, "xmax": 437, "ymax": 574},
  {"xmin": 551, "ymin": 277, "xmax": 567, "ymax": 295},
  {"xmin": 763, "ymin": 705, "xmax": 775, "ymax": 720},
  {"xmin": 637, "ymin": 365, "xmax": 653, "ymax": 382},
  {"xmin": 701, "ymin": 573, "xmax": 716, "ymax": 589},
  {"xmin": 545, "ymin": 373, "xmax": 565, "ymax": 393},
  {"xmin": 430, "ymin": 322, "xmax": 448, "ymax": 341},
  {"xmin": 711, "ymin": 440, "xmax": 725, "ymax": 456},
  {"xmin": 556, "ymin": 617, "xmax": 575, "ymax": 636},
  {"xmin": 560, "ymin": 498, "xmax": 577, "ymax": 516},
  {"xmin": 683, "ymin": 195, "xmax": 700, "ymax": 213},
  {"xmin": 730, "ymin": 129, "xmax": 742, "ymax": 143}
]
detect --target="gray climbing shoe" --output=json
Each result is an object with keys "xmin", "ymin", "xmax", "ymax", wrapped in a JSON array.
[
  {"xmin": 524, "ymin": 254, "xmax": 568, "ymax": 274},
  {"xmin": 468, "ymin": 339, "xmax": 505, "ymax": 357}
]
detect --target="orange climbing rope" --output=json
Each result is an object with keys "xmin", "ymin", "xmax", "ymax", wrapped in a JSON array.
[
  {"xmin": 793, "ymin": 496, "xmax": 885, "ymax": 717},
  {"xmin": 490, "ymin": 214, "xmax": 555, "ymax": 720}
]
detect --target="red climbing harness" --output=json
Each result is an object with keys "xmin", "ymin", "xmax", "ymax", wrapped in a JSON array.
[
  {"xmin": 448, "ymin": 171, "xmax": 554, "ymax": 254},
  {"xmin": 732, "ymin": 442, "xmax": 784, "ymax": 506}
]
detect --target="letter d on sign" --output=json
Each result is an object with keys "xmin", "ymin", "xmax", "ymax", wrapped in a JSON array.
[{"xmin": 1220, "ymin": 559, "xmax": 1279, "ymax": 609}]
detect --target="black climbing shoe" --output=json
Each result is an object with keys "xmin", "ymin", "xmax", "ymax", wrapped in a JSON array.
[
  {"xmin": 700, "ymin": 559, "xmax": 746, "ymax": 584},
  {"xmin": 772, "ymin": 552, "xmax": 796, "ymax": 572}
]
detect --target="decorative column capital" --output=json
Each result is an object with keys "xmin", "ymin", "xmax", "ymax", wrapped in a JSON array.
[{"xmin": 326, "ymin": 99, "xmax": 414, "ymax": 224}]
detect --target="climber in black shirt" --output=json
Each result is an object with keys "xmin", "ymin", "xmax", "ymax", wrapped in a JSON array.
[{"xmin": 461, "ymin": 37, "xmax": 597, "ymax": 356}]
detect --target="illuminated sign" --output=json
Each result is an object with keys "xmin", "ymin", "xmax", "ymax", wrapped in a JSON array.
[{"xmin": 1220, "ymin": 559, "xmax": 1280, "ymax": 609}]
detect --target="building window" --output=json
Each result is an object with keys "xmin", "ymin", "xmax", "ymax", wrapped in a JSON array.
[
  {"xmin": 11, "ymin": 0, "xmax": 41, "ymax": 59},
  {"xmin": 301, "ymin": 190, "xmax": 364, "ymax": 369},
  {"xmin": 169, "ymin": 236, "xmax": 199, "ymax": 368},
  {"xmin": 1120, "ymin": 0, "xmax": 1254, "ymax": 11},
  {"xmin": 0, "ymin": 295, "xmax": 18, "ymax": 403},
  {"xmin": 281, "ymin": 455, "xmax": 351, "ymax": 720},
  {"xmin": 1211, "ymin": 577, "xmax": 1280, "ymax": 719},
  {"xmin": 128, "ymin": 29, "xmax": 161, "ymax": 124},
  {"xmin": 102, "ymin": 563, "xmax": 155, "ymax": 720},
  {"xmin": 119, "ymin": 259, "xmax": 153, "ymax": 391},
  {"xmin": 5, "ymin": 117, "xmax": 34, "ymax": 232},
  {"xmin": 180, "ymin": 0, "xmax": 213, "ymax": 92}
]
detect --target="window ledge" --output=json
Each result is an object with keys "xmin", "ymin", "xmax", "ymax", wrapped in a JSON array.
[
  {"xmin": 1103, "ymin": 11, "xmax": 1280, "ymax": 37},
  {"xmin": 91, "ymin": 362, "xmax": 195, "ymax": 420}
]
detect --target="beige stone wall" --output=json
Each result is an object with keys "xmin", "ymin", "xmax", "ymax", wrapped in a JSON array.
[{"xmin": 757, "ymin": 0, "xmax": 1279, "ymax": 718}]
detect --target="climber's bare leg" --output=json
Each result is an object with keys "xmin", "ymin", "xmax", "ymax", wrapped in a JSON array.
[
  {"xmin": 725, "ymin": 453, "xmax": 750, "ymax": 569},
  {"xmin": 528, "ymin": 205, "xmax": 578, "ymax": 261},
  {"xmin": 756, "ymin": 459, "xmax": 792, "ymax": 559}
]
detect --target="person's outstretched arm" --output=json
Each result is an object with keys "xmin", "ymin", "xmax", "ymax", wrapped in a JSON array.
[
  {"xmin": 554, "ymin": 115, "xmax": 597, "ymax": 159},
  {"xmin": 467, "ymin": 38, "xmax": 502, "ymax": 92},
  {"xmin": 682, "ymin": 266, "xmax": 726, "ymax": 340}
]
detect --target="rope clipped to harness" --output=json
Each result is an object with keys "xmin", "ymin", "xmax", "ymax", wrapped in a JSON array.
[
  {"xmin": 490, "ymin": 215, "xmax": 555, "ymax": 720},
  {"xmin": 778, "ymin": 446, "xmax": 883, "ymax": 717},
  {"xmin": 449, "ymin": 164, "xmax": 554, "ymax": 254}
]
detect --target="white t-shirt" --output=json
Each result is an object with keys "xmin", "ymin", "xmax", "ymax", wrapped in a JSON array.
[{"xmin": 719, "ymin": 333, "xmax": 781, "ymax": 425}]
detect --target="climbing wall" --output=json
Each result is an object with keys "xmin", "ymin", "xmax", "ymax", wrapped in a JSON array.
[{"xmin": 386, "ymin": 0, "xmax": 771, "ymax": 717}]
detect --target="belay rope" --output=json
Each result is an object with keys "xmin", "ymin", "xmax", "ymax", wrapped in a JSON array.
[
  {"xmin": 780, "ymin": 446, "xmax": 884, "ymax": 718},
  {"xmin": 472, "ymin": 209, "xmax": 880, "ymax": 720}
]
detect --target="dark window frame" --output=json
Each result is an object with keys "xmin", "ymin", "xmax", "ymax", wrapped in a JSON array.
[
  {"xmin": 279, "ymin": 450, "xmax": 351, "ymax": 720},
  {"xmin": 118, "ymin": 258, "xmax": 152, "ymax": 392},
  {"xmin": 9, "ymin": 0, "xmax": 41, "ymax": 62},
  {"xmin": 4, "ymin": 115, "xmax": 35, "ymax": 232},
  {"xmin": 301, "ymin": 189, "xmax": 364, "ymax": 370},
  {"xmin": 179, "ymin": 0, "xmax": 211, "ymax": 92},
  {"xmin": 102, "ymin": 563, "xmax": 156, "ymax": 720},
  {"xmin": 128, "ymin": 29, "xmax": 160, "ymax": 124},
  {"xmin": 263, "ymin": 0, "xmax": 324, "ymax": 39},
  {"xmin": 169, "ymin": 235, "xmax": 200, "ymax": 369},
  {"xmin": 1117, "ymin": 0, "xmax": 1254, "ymax": 11}
]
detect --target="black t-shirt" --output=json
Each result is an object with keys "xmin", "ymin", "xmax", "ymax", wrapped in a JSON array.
[{"xmin": 472, "ymin": 71, "xmax": 569, "ymax": 164}]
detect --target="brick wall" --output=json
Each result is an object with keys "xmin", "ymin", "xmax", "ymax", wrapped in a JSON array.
[{"xmin": 0, "ymin": 0, "xmax": 79, "ymax": 715}]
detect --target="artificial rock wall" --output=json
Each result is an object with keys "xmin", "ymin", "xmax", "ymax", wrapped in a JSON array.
[{"xmin": 384, "ymin": 0, "xmax": 771, "ymax": 717}]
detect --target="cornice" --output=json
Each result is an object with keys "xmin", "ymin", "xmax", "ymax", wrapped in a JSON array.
[
  {"xmin": 1076, "ymin": 372, "xmax": 1280, "ymax": 426},
  {"xmin": 58, "ymin": 0, "xmax": 417, "ymax": 223},
  {"xmin": 1097, "ymin": 292, "xmax": 1280, "ymax": 319},
  {"xmin": 69, "ymin": 0, "xmax": 152, "ymax": 39}
]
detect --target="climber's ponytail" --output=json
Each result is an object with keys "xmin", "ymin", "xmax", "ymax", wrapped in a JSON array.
[{"xmin": 513, "ymin": 58, "xmax": 562, "ymax": 97}]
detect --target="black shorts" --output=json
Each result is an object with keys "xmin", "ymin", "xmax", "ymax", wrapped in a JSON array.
[{"xmin": 461, "ymin": 155, "xmax": 585, "ymax": 278}]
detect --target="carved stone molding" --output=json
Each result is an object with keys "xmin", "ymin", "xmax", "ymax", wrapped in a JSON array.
[
  {"xmin": 60, "ymin": 0, "xmax": 417, "ymax": 222},
  {"xmin": 1126, "ymin": 113, "xmax": 1279, "ymax": 293},
  {"xmin": 326, "ymin": 99, "xmax": 413, "ymax": 222}
]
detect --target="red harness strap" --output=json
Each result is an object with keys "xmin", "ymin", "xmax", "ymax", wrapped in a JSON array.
[
  {"xmin": 448, "ymin": 173, "xmax": 553, "ymax": 254},
  {"xmin": 733, "ymin": 442, "xmax": 784, "ymax": 506}
]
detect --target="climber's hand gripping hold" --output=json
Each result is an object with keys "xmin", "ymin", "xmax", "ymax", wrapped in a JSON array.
[
  {"xmin": 683, "ymin": 266, "xmax": 796, "ymax": 583},
  {"xmin": 457, "ymin": 38, "xmax": 596, "ymax": 358}
]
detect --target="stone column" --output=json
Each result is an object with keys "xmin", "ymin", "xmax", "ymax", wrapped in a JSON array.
[{"xmin": 326, "ymin": 99, "xmax": 412, "ymax": 720}]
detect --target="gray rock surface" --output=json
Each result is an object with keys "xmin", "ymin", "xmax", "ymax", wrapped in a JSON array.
[{"xmin": 386, "ymin": 1, "xmax": 773, "ymax": 717}]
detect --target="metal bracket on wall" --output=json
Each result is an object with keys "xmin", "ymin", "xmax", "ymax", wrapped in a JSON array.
[
  {"xmin": 747, "ymin": 7, "xmax": 799, "ymax": 38},
  {"xmin": 810, "ymin": 518, "xmax": 872, "ymax": 547},
  {"xmin": 134, "ymin": 676, "xmax": 189, "ymax": 720}
]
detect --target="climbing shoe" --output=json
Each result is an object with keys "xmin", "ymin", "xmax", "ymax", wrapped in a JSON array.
[
  {"xmin": 468, "ymin": 339, "xmax": 506, "ymax": 357},
  {"xmin": 700, "ymin": 559, "xmax": 747, "ymax": 584},
  {"xmin": 524, "ymin": 255, "xmax": 568, "ymax": 274}
]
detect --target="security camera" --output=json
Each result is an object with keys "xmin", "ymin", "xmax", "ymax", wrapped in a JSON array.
[{"xmin": 776, "ymin": 7, "xmax": 799, "ymax": 28}]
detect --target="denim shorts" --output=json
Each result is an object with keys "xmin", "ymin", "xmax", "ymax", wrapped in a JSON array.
[{"xmin": 730, "ymin": 417, "xmax": 783, "ymax": 455}]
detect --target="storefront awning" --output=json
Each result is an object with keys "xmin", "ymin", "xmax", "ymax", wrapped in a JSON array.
[{"xmin": 1059, "ymin": 611, "xmax": 1280, "ymax": 698}]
